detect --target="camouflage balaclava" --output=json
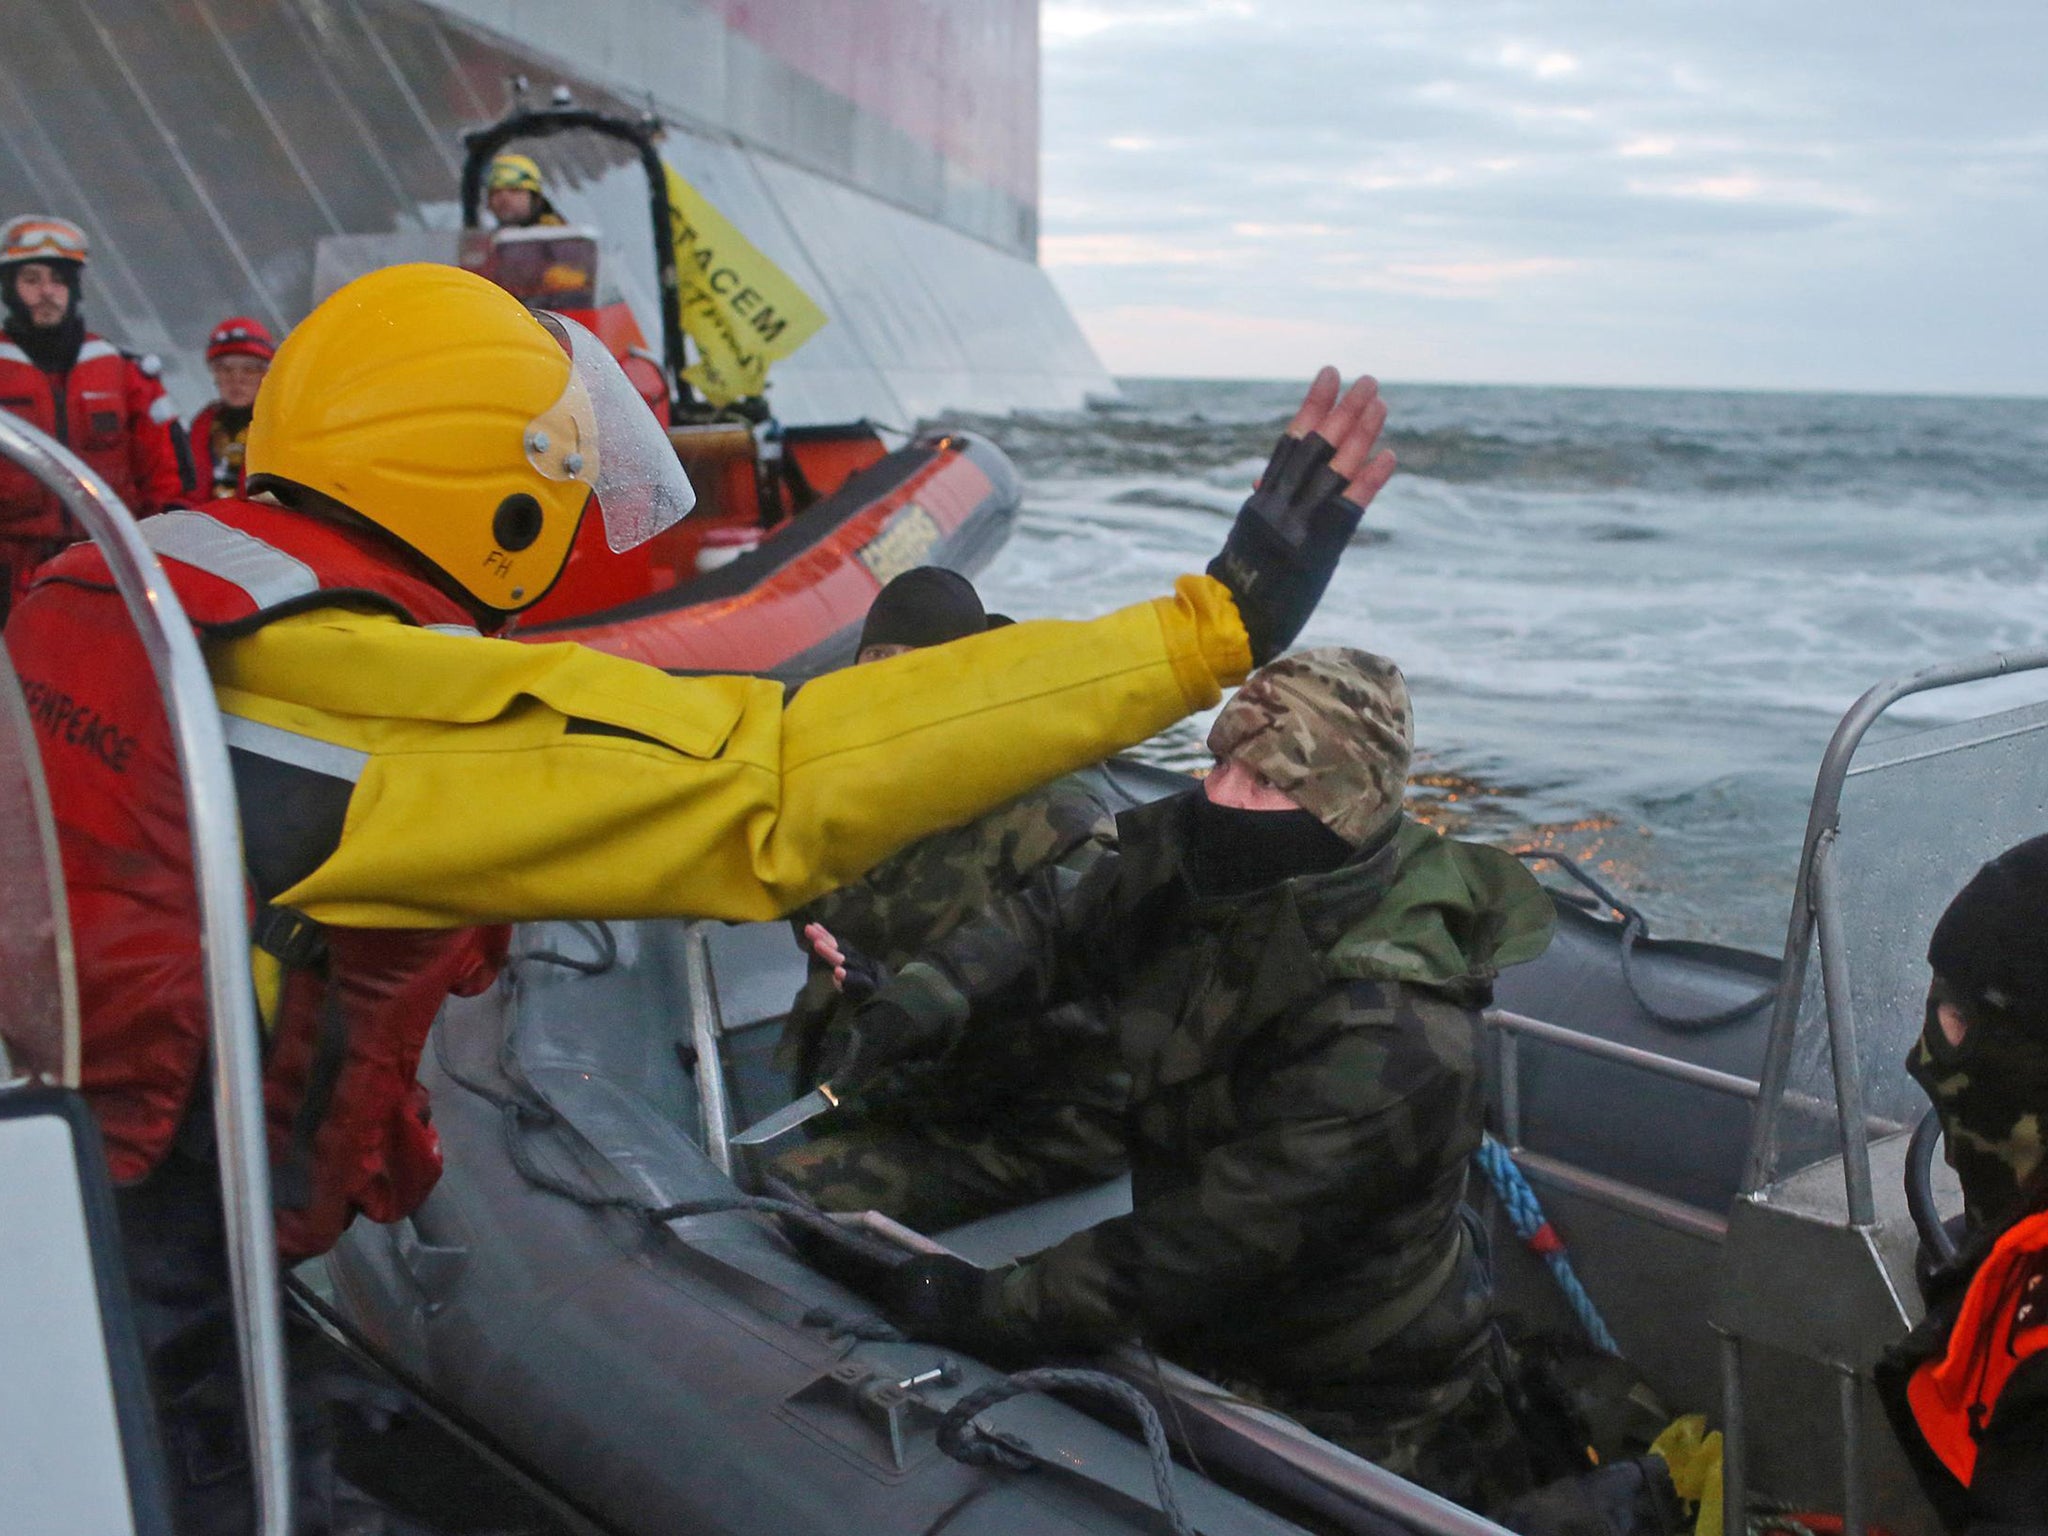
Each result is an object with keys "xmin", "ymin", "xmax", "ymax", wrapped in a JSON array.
[
  {"xmin": 1206, "ymin": 647, "xmax": 1414, "ymax": 848},
  {"xmin": 1908, "ymin": 833, "xmax": 2048, "ymax": 1231}
]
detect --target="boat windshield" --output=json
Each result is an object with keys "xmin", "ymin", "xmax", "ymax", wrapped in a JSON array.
[
  {"xmin": 463, "ymin": 226, "xmax": 601, "ymax": 312},
  {"xmin": 0, "ymin": 643, "xmax": 77, "ymax": 1088},
  {"xmin": 1765, "ymin": 693, "xmax": 2048, "ymax": 1184}
]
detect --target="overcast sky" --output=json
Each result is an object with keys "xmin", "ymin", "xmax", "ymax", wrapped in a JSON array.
[{"xmin": 1037, "ymin": 1, "xmax": 2048, "ymax": 394}]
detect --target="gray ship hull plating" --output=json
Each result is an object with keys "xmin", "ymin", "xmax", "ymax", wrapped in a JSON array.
[{"xmin": 0, "ymin": 0, "xmax": 1111, "ymax": 423}]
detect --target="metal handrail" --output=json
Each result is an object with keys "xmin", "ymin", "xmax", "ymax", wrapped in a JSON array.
[
  {"xmin": 1743, "ymin": 647, "xmax": 2048, "ymax": 1201},
  {"xmin": 1725, "ymin": 647, "xmax": 2048, "ymax": 1536},
  {"xmin": 1486, "ymin": 1007, "xmax": 1765, "ymax": 1102},
  {"xmin": 0, "ymin": 416, "xmax": 291, "ymax": 1536},
  {"xmin": 1486, "ymin": 1008, "xmax": 1904, "ymax": 1133},
  {"xmin": 683, "ymin": 923, "xmax": 735, "ymax": 1175}
]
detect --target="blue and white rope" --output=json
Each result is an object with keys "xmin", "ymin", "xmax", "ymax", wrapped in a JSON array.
[{"xmin": 1476, "ymin": 1134, "xmax": 1621, "ymax": 1356}]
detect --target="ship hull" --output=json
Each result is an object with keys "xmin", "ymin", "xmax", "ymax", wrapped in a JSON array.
[{"xmin": 0, "ymin": 1, "xmax": 1110, "ymax": 424}]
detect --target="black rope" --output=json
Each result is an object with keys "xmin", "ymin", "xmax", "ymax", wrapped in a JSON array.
[
  {"xmin": 1907, "ymin": 1106, "xmax": 1959, "ymax": 1266},
  {"xmin": 938, "ymin": 1368, "xmax": 1195, "ymax": 1536},
  {"xmin": 510, "ymin": 919, "xmax": 618, "ymax": 976},
  {"xmin": 1515, "ymin": 850, "xmax": 1775, "ymax": 1031}
]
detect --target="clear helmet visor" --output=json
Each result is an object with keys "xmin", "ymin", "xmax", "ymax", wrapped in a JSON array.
[{"xmin": 528, "ymin": 310, "xmax": 695, "ymax": 552}]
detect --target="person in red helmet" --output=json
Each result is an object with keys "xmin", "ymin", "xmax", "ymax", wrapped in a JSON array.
[
  {"xmin": 188, "ymin": 316, "xmax": 276, "ymax": 499},
  {"xmin": 0, "ymin": 214, "xmax": 188, "ymax": 622}
]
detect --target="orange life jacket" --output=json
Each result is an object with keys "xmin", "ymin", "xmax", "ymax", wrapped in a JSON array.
[{"xmin": 1908, "ymin": 1208, "xmax": 2048, "ymax": 1486}]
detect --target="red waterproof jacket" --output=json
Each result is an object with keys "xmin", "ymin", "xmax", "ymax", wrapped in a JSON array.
[
  {"xmin": 188, "ymin": 401, "xmax": 250, "ymax": 500},
  {"xmin": 9, "ymin": 498, "xmax": 509, "ymax": 1259},
  {"xmin": 0, "ymin": 334, "xmax": 187, "ymax": 616}
]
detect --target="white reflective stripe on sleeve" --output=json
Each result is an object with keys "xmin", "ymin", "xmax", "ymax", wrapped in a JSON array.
[
  {"xmin": 142, "ymin": 510, "xmax": 319, "ymax": 609},
  {"xmin": 75, "ymin": 339, "xmax": 119, "ymax": 364},
  {"xmin": 422, "ymin": 622, "xmax": 481, "ymax": 637},
  {"xmin": 0, "ymin": 341, "xmax": 27, "ymax": 366},
  {"xmin": 147, "ymin": 395, "xmax": 178, "ymax": 424},
  {"xmin": 221, "ymin": 714, "xmax": 368, "ymax": 783}
]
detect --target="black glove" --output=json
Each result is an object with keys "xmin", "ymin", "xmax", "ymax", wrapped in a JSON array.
[
  {"xmin": 824, "ymin": 997, "xmax": 947, "ymax": 1098},
  {"xmin": 1207, "ymin": 429, "xmax": 1364, "ymax": 664},
  {"xmin": 886, "ymin": 1252, "xmax": 991, "ymax": 1343},
  {"xmin": 833, "ymin": 940, "xmax": 890, "ymax": 1004}
]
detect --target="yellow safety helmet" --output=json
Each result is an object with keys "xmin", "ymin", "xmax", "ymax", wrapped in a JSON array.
[
  {"xmin": 245, "ymin": 263, "xmax": 693, "ymax": 612},
  {"xmin": 486, "ymin": 153, "xmax": 546, "ymax": 196}
]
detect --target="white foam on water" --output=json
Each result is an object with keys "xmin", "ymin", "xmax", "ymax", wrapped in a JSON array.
[{"xmin": 964, "ymin": 381, "xmax": 2048, "ymax": 947}]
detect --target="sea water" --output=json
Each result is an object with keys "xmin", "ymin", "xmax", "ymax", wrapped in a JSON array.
[{"xmin": 961, "ymin": 380, "xmax": 2048, "ymax": 952}]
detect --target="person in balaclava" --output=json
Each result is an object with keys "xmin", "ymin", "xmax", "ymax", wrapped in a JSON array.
[
  {"xmin": 189, "ymin": 316, "xmax": 276, "ymax": 498},
  {"xmin": 1877, "ymin": 835, "xmax": 2048, "ymax": 1532},
  {"xmin": 804, "ymin": 648, "xmax": 1557, "ymax": 1514},
  {"xmin": 0, "ymin": 214, "xmax": 186, "ymax": 621},
  {"xmin": 767, "ymin": 566, "xmax": 1129, "ymax": 1231}
]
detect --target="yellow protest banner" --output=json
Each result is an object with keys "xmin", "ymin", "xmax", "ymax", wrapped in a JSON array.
[{"xmin": 662, "ymin": 163, "xmax": 828, "ymax": 406}]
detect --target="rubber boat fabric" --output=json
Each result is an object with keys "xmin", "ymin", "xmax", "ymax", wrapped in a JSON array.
[{"xmin": 12, "ymin": 490, "xmax": 1250, "ymax": 1257}]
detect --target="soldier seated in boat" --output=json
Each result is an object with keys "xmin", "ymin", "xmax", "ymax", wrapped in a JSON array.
[
  {"xmin": 766, "ymin": 566, "xmax": 1129, "ymax": 1231},
  {"xmin": 1878, "ymin": 835, "xmax": 2048, "ymax": 1532},
  {"xmin": 808, "ymin": 648, "xmax": 1556, "ymax": 1514}
]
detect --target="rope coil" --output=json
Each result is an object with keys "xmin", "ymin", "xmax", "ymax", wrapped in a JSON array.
[
  {"xmin": 1515, "ymin": 850, "xmax": 1773, "ymax": 1031},
  {"xmin": 937, "ymin": 1368, "xmax": 1196, "ymax": 1536}
]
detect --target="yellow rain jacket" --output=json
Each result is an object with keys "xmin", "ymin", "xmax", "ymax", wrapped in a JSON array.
[{"xmin": 210, "ymin": 575, "xmax": 1249, "ymax": 930}]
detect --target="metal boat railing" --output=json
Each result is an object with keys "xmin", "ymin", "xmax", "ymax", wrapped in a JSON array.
[
  {"xmin": 0, "ymin": 415, "xmax": 291, "ymax": 1536},
  {"xmin": 1743, "ymin": 648, "xmax": 2048, "ymax": 1205},
  {"xmin": 1725, "ymin": 649, "xmax": 2048, "ymax": 1536},
  {"xmin": 1485, "ymin": 1006, "xmax": 1909, "ymax": 1243}
]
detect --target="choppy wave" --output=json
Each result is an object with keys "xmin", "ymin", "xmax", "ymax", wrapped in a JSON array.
[
  {"xmin": 958, "ymin": 382, "xmax": 2048, "ymax": 503},
  {"xmin": 955, "ymin": 378, "xmax": 2048, "ymax": 949}
]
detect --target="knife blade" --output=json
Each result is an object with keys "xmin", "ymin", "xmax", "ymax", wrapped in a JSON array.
[{"xmin": 730, "ymin": 1083, "xmax": 840, "ymax": 1147}]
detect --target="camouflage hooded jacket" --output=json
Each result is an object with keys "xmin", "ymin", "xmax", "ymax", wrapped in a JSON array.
[
  {"xmin": 776, "ymin": 765, "xmax": 1126, "ymax": 1124},
  {"xmin": 883, "ymin": 790, "xmax": 1555, "ymax": 1385}
]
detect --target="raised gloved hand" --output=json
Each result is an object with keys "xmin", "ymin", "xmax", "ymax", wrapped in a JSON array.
[{"xmin": 1208, "ymin": 368, "xmax": 1396, "ymax": 664}]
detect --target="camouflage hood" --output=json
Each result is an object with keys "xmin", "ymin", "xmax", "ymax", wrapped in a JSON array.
[{"xmin": 1290, "ymin": 818, "xmax": 1555, "ymax": 1006}]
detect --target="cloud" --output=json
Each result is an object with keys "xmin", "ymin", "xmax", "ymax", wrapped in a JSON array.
[{"xmin": 1039, "ymin": 0, "xmax": 2048, "ymax": 392}]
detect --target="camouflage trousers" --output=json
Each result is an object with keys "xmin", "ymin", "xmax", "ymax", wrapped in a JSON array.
[
  {"xmin": 1206, "ymin": 1340, "xmax": 1536, "ymax": 1517},
  {"xmin": 765, "ymin": 1103, "xmax": 1126, "ymax": 1234}
]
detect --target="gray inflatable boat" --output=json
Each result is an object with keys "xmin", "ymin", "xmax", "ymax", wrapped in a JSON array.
[
  {"xmin": 332, "ymin": 662, "xmax": 2048, "ymax": 1535},
  {"xmin": 325, "ymin": 758, "xmax": 1788, "ymax": 1536}
]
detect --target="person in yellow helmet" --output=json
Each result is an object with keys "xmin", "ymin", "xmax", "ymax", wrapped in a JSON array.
[
  {"xmin": 485, "ymin": 151, "xmax": 565, "ymax": 228},
  {"xmin": 7, "ymin": 261, "xmax": 1393, "ymax": 1533}
]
